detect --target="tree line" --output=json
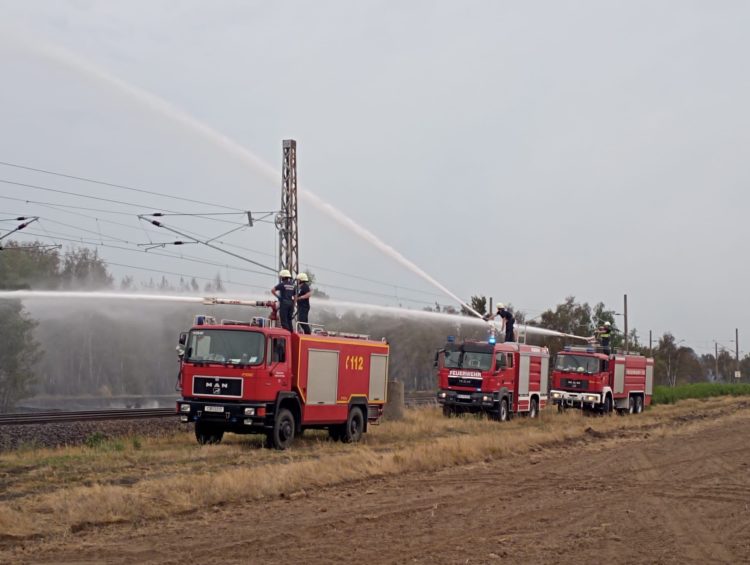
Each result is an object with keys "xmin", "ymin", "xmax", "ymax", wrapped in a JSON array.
[{"xmin": 0, "ymin": 241, "xmax": 745, "ymax": 411}]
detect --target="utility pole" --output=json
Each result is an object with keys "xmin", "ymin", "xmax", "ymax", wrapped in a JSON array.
[
  {"xmin": 278, "ymin": 139, "xmax": 299, "ymax": 277},
  {"xmin": 715, "ymin": 341, "xmax": 719, "ymax": 381},
  {"xmin": 623, "ymin": 294, "xmax": 629, "ymax": 354},
  {"xmin": 649, "ymin": 330, "xmax": 652, "ymax": 355},
  {"xmin": 736, "ymin": 328, "xmax": 740, "ymax": 380}
]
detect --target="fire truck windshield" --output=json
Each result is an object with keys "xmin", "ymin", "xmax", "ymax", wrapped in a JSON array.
[
  {"xmin": 185, "ymin": 329, "xmax": 265, "ymax": 366},
  {"xmin": 444, "ymin": 351, "xmax": 493, "ymax": 371},
  {"xmin": 555, "ymin": 354, "xmax": 599, "ymax": 374}
]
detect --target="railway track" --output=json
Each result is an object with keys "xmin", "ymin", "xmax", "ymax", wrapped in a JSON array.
[{"xmin": 0, "ymin": 392, "xmax": 437, "ymax": 425}]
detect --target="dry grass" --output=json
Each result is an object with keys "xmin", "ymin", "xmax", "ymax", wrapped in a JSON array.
[{"xmin": 0, "ymin": 396, "xmax": 746, "ymax": 540}]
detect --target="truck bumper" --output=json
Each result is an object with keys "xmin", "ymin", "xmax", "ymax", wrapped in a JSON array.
[
  {"xmin": 437, "ymin": 390, "xmax": 497, "ymax": 411},
  {"xmin": 550, "ymin": 390, "xmax": 601, "ymax": 409},
  {"xmin": 176, "ymin": 399, "xmax": 271, "ymax": 430}
]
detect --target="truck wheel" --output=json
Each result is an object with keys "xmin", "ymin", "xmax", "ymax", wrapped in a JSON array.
[
  {"xmin": 195, "ymin": 422, "xmax": 224, "ymax": 445},
  {"xmin": 498, "ymin": 398, "xmax": 509, "ymax": 422},
  {"xmin": 627, "ymin": 396, "xmax": 635, "ymax": 415},
  {"xmin": 342, "ymin": 407, "xmax": 364, "ymax": 443},
  {"xmin": 442, "ymin": 404, "xmax": 455, "ymax": 418},
  {"xmin": 268, "ymin": 408, "xmax": 295, "ymax": 450},
  {"xmin": 557, "ymin": 402, "xmax": 566, "ymax": 414},
  {"xmin": 529, "ymin": 397, "xmax": 539, "ymax": 419},
  {"xmin": 602, "ymin": 395, "xmax": 612, "ymax": 415},
  {"xmin": 634, "ymin": 395, "xmax": 644, "ymax": 414}
]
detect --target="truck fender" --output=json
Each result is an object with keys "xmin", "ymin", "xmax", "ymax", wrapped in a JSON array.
[
  {"xmin": 348, "ymin": 397, "xmax": 369, "ymax": 433},
  {"xmin": 275, "ymin": 391, "xmax": 302, "ymax": 433}
]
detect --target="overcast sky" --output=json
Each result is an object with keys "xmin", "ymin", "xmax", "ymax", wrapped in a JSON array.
[{"xmin": 0, "ymin": 1, "xmax": 748, "ymax": 354}]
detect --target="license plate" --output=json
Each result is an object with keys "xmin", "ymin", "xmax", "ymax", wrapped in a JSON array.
[
  {"xmin": 457, "ymin": 394, "xmax": 471, "ymax": 400},
  {"xmin": 204, "ymin": 405, "xmax": 224, "ymax": 413}
]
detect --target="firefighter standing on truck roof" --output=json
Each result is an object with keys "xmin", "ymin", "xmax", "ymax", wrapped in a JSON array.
[
  {"xmin": 596, "ymin": 321, "xmax": 612, "ymax": 354},
  {"xmin": 295, "ymin": 272, "xmax": 312, "ymax": 334},
  {"xmin": 272, "ymin": 270, "xmax": 295, "ymax": 331},
  {"xmin": 484, "ymin": 303, "xmax": 515, "ymax": 342}
]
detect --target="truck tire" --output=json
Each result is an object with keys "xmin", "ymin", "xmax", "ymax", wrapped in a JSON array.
[
  {"xmin": 267, "ymin": 408, "xmax": 296, "ymax": 450},
  {"xmin": 628, "ymin": 396, "xmax": 635, "ymax": 415},
  {"xmin": 442, "ymin": 404, "xmax": 455, "ymax": 418},
  {"xmin": 602, "ymin": 395, "xmax": 612, "ymax": 416},
  {"xmin": 529, "ymin": 397, "xmax": 539, "ymax": 419},
  {"xmin": 195, "ymin": 421, "xmax": 224, "ymax": 445},
  {"xmin": 342, "ymin": 407, "xmax": 364, "ymax": 443},
  {"xmin": 498, "ymin": 398, "xmax": 509, "ymax": 422},
  {"xmin": 634, "ymin": 395, "xmax": 644, "ymax": 414}
]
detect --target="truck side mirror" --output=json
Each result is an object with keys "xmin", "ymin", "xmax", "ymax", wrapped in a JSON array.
[{"xmin": 178, "ymin": 332, "xmax": 187, "ymax": 346}]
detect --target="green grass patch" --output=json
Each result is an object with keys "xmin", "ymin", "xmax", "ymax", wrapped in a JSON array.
[{"xmin": 652, "ymin": 382, "xmax": 750, "ymax": 405}]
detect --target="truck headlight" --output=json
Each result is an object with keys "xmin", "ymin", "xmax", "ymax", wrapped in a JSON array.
[
  {"xmin": 482, "ymin": 395, "xmax": 490, "ymax": 402},
  {"xmin": 438, "ymin": 392, "xmax": 447, "ymax": 399},
  {"xmin": 552, "ymin": 392, "xmax": 561, "ymax": 399},
  {"xmin": 180, "ymin": 415, "xmax": 189, "ymax": 423},
  {"xmin": 586, "ymin": 395, "xmax": 597, "ymax": 403},
  {"xmin": 244, "ymin": 418, "xmax": 253, "ymax": 425},
  {"xmin": 244, "ymin": 407, "xmax": 255, "ymax": 416},
  {"xmin": 180, "ymin": 404, "xmax": 191, "ymax": 413}
]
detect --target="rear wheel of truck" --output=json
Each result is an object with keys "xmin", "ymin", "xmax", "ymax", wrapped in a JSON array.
[
  {"xmin": 267, "ymin": 408, "xmax": 295, "ymax": 450},
  {"xmin": 442, "ymin": 405, "xmax": 455, "ymax": 418},
  {"xmin": 498, "ymin": 398, "xmax": 509, "ymax": 422},
  {"xmin": 342, "ymin": 407, "xmax": 364, "ymax": 443},
  {"xmin": 634, "ymin": 395, "xmax": 644, "ymax": 414},
  {"xmin": 529, "ymin": 397, "xmax": 539, "ymax": 419},
  {"xmin": 195, "ymin": 422, "xmax": 224, "ymax": 445},
  {"xmin": 627, "ymin": 396, "xmax": 635, "ymax": 415}
]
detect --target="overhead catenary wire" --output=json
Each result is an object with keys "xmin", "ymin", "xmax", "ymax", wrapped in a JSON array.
[
  {"xmin": 0, "ymin": 159, "xmax": 245, "ymax": 212},
  {"xmin": 0, "ymin": 178, "xmax": 250, "ymax": 227},
  {"xmin": 1, "ymin": 192, "xmax": 447, "ymax": 299}
]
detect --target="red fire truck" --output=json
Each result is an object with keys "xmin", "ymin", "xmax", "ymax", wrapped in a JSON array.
[
  {"xmin": 436, "ymin": 338, "xmax": 550, "ymax": 420},
  {"xmin": 176, "ymin": 299, "xmax": 389, "ymax": 449},
  {"xmin": 550, "ymin": 346, "xmax": 653, "ymax": 414}
]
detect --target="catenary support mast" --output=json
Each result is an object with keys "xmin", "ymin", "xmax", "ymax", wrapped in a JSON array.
[{"xmin": 278, "ymin": 139, "xmax": 299, "ymax": 276}]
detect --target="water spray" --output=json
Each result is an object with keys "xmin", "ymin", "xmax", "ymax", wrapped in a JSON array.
[
  {"xmin": 0, "ymin": 31, "xmax": 484, "ymax": 319},
  {"xmin": 0, "ymin": 290, "xmax": 588, "ymax": 341}
]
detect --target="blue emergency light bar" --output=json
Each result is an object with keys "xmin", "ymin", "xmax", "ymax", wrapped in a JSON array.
[
  {"xmin": 488, "ymin": 335, "xmax": 496, "ymax": 345},
  {"xmin": 447, "ymin": 335, "xmax": 455, "ymax": 343}
]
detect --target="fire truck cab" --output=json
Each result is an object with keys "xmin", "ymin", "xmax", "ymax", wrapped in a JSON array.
[
  {"xmin": 436, "ymin": 338, "xmax": 550, "ymax": 421},
  {"xmin": 176, "ymin": 306, "xmax": 389, "ymax": 450},
  {"xmin": 550, "ymin": 346, "xmax": 653, "ymax": 414}
]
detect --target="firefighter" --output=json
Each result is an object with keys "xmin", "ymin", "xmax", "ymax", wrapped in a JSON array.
[
  {"xmin": 484, "ymin": 303, "xmax": 515, "ymax": 342},
  {"xmin": 271, "ymin": 269, "xmax": 295, "ymax": 331},
  {"xmin": 596, "ymin": 321, "xmax": 613, "ymax": 353},
  {"xmin": 295, "ymin": 272, "xmax": 312, "ymax": 335}
]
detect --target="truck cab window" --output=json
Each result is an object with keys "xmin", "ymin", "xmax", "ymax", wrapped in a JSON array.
[
  {"xmin": 495, "ymin": 354, "xmax": 506, "ymax": 371},
  {"xmin": 506, "ymin": 354, "xmax": 514, "ymax": 368},
  {"xmin": 270, "ymin": 337, "xmax": 286, "ymax": 363},
  {"xmin": 601, "ymin": 360, "xmax": 609, "ymax": 372}
]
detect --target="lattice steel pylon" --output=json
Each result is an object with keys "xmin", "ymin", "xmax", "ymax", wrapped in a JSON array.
[{"xmin": 277, "ymin": 139, "xmax": 298, "ymax": 277}]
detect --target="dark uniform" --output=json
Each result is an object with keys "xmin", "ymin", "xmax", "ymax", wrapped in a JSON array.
[
  {"xmin": 273, "ymin": 280, "xmax": 296, "ymax": 331},
  {"xmin": 499, "ymin": 309, "xmax": 515, "ymax": 342},
  {"xmin": 597, "ymin": 325, "xmax": 612, "ymax": 354},
  {"xmin": 297, "ymin": 281, "xmax": 311, "ymax": 334}
]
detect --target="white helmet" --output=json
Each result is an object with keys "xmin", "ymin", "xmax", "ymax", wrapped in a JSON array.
[
  {"xmin": 496, "ymin": 302, "xmax": 505, "ymax": 310},
  {"xmin": 604, "ymin": 321, "xmax": 611, "ymax": 327},
  {"xmin": 279, "ymin": 269, "xmax": 292, "ymax": 278},
  {"xmin": 296, "ymin": 272, "xmax": 309, "ymax": 282}
]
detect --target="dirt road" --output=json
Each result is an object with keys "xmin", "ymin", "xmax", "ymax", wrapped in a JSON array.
[{"xmin": 6, "ymin": 407, "xmax": 750, "ymax": 564}]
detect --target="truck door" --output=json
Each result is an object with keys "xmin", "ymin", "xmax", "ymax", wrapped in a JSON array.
[
  {"xmin": 368, "ymin": 353, "xmax": 388, "ymax": 403},
  {"xmin": 614, "ymin": 360, "xmax": 625, "ymax": 394},
  {"xmin": 307, "ymin": 349, "xmax": 340, "ymax": 405},
  {"xmin": 518, "ymin": 354, "xmax": 530, "ymax": 397},
  {"xmin": 268, "ymin": 336, "xmax": 290, "ymax": 388}
]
